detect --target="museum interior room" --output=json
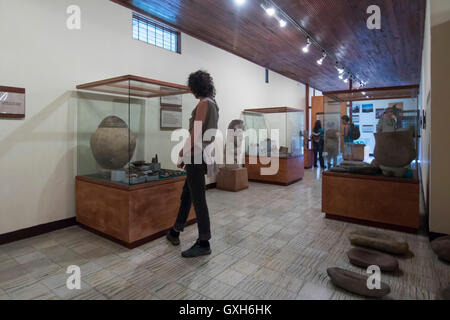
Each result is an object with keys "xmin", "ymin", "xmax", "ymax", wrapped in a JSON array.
[{"xmin": 0, "ymin": 0, "xmax": 449, "ymax": 302}]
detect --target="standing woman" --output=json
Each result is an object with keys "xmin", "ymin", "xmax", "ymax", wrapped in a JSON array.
[
  {"xmin": 166, "ymin": 70, "xmax": 219, "ymax": 258},
  {"xmin": 311, "ymin": 120, "xmax": 325, "ymax": 169}
]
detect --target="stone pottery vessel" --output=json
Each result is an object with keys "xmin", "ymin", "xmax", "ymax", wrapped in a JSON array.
[
  {"xmin": 347, "ymin": 248, "xmax": 399, "ymax": 272},
  {"xmin": 431, "ymin": 236, "xmax": 450, "ymax": 262},
  {"xmin": 90, "ymin": 116, "xmax": 136, "ymax": 170},
  {"xmin": 327, "ymin": 267, "xmax": 391, "ymax": 298},
  {"xmin": 349, "ymin": 230, "xmax": 410, "ymax": 255},
  {"xmin": 374, "ymin": 130, "xmax": 416, "ymax": 167}
]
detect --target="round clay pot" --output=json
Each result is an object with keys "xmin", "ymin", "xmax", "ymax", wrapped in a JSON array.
[
  {"xmin": 90, "ymin": 116, "xmax": 136, "ymax": 170},
  {"xmin": 374, "ymin": 130, "xmax": 416, "ymax": 167}
]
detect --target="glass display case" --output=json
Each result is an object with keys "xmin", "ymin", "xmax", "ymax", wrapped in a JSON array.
[
  {"xmin": 241, "ymin": 107, "xmax": 305, "ymax": 185},
  {"xmin": 242, "ymin": 107, "xmax": 305, "ymax": 158},
  {"xmin": 75, "ymin": 75, "xmax": 196, "ymax": 248},
  {"xmin": 76, "ymin": 75, "xmax": 191, "ymax": 186},
  {"xmin": 322, "ymin": 85, "xmax": 420, "ymax": 178},
  {"xmin": 321, "ymin": 85, "xmax": 421, "ymax": 232}
]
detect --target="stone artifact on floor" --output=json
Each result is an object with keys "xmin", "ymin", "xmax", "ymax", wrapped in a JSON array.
[
  {"xmin": 347, "ymin": 247, "xmax": 399, "ymax": 272},
  {"xmin": 90, "ymin": 115, "xmax": 136, "ymax": 170},
  {"xmin": 327, "ymin": 267, "xmax": 391, "ymax": 298},
  {"xmin": 440, "ymin": 285, "xmax": 450, "ymax": 300},
  {"xmin": 431, "ymin": 236, "xmax": 450, "ymax": 262},
  {"xmin": 349, "ymin": 230, "xmax": 410, "ymax": 255}
]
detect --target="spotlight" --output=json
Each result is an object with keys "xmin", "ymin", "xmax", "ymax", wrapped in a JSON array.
[
  {"xmin": 336, "ymin": 63, "xmax": 344, "ymax": 74},
  {"xmin": 234, "ymin": 0, "xmax": 246, "ymax": 5},
  {"xmin": 302, "ymin": 37, "xmax": 311, "ymax": 53},
  {"xmin": 265, "ymin": 7, "xmax": 276, "ymax": 16},
  {"xmin": 339, "ymin": 73, "xmax": 344, "ymax": 80},
  {"xmin": 343, "ymin": 73, "xmax": 350, "ymax": 83},
  {"xmin": 279, "ymin": 19, "xmax": 287, "ymax": 28},
  {"xmin": 317, "ymin": 51, "xmax": 327, "ymax": 65},
  {"xmin": 361, "ymin": 91, "xmax": 366, "ymax": 95}
]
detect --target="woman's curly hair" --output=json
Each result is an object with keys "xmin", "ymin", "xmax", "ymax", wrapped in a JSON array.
[{"xmin": 188, "ymin": 70, "xmax": 216, "ymax": 98}]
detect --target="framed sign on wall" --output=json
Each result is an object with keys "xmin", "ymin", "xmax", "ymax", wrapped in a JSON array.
[
  {"xmin": 0, "ymin": 86, "xmax": 25, "ymax": 119},
  {"xmin": 160, "ymin": 106, "xmax": 182, "ymax": 130},
  {"xmin": 160, "ymin": 88, "xmax": 183, "ymax": 108}
]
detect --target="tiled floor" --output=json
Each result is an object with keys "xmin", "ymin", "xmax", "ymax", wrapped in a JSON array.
[{"xmin": 0, "ymin": 169, "xmax": 448, "ymax": 300}]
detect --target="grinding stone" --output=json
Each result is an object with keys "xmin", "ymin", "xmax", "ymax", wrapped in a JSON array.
[
  {"xmin": 431, "ymin": 236, "xmax": 450, "ymax": 263},
  {"xmin": 347, "ymin": 247, "xmax": 399, "ymax": 272},
  {"xmin": 327, "ymin": 267, "xmax": 391, "ymax": 298},
  {"xmin": 440, "ymin": 285, "xmax": 450, "ymax": 300},
  {"xmin": 349, "ymin": 230, "xmax": 409, "ymax": 255}
]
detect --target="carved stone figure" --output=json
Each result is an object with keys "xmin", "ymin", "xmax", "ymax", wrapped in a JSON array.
[
  {"xmin": 90, "ymin": 116, "xmax": 136, "ymax": 170},
  {"xmin": 224, "ymin": 119, "xmax": 245, "ymax": 169}
]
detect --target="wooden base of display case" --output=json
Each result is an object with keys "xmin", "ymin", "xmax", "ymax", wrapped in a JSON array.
[
  {"xmin": 75, "ymin": 176, "xmax": 196, "ymax": 249},
  {"xmin": 216, "ymin": 167, "xmax": 249, "ymax": 192},
  {"xmin": 304, "ymin": 149, "xmax": 313, "ymax": 169},
  {"xmin": 322, "ymin": 172, "xmax": 419, "ymax": 231},
  {"xmin": 245, "ymin": 155, "xmax": 304, "ymax": 186}
]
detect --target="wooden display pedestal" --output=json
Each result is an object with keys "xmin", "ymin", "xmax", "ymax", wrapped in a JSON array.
[
  {"xmin": 245, "ymin": 155, "xmax": 304, "ymax": 186},
  {"xmin": 216, "ymin": 167, "xmax": 249, "ymax": 192},
  {"xmin": 322, "ymin": 172, "xmax": 419, "ymax": 232},
  {"xmin": 76, "ymin": 176, "xmax": 196, "ymax": 249}
]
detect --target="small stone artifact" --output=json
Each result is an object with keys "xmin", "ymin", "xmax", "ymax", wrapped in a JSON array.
[
  {"xmin": 327, "ymin": 267, "xmax": 391, "ymax": 298},
  {"xmin": 349, "ymin": 230, "xmax": 410, "ymax": 255},
  {"xmin": 374, "ymin": 130, "xmax": 416, "ymax": 168},
  {"xmin": 329, "ymin": 160, "xmax": 381, "ymax": 175},
  {"xmin": 431, "ymin": 236, "xmax": 450, "ymax": 262},
  {"xmin": 90, "ymin": 116, "xmax": 136, "ymax": 170},
  {"xmin": 347, "ymin": 248, "xmax": 399, "ymax": 272},
  {"xmin": 440, "ymin": 285, "xmax": 450, "ymax": 300}
]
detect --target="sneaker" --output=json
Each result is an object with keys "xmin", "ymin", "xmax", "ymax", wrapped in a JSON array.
[
  {"xmin": 166, "ymin": 231, "xmax": 180, "ymax": 246},
  {"xmin": 181, "ymin": 240, "xmax": 211, "ymax": 258}
]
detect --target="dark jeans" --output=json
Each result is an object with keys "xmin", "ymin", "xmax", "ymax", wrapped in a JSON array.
[
  {"xmin": 313, "ymin": 140, "xmax": 325, "ymax": 168},
  {"xmin": 173, "ymin": 164, "xmax": 211, "ymax": 241}
]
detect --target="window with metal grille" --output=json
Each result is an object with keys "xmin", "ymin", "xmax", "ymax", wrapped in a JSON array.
[{"xmin": 132, "ymin": 14, "xmax": 180, "ymax": 53}]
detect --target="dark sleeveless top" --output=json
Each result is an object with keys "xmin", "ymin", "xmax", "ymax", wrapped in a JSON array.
[{"xmin": 189, "ymin": 97, "xmax": 219, "ymax": 149}]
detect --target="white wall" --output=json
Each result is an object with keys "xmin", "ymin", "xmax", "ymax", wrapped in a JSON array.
[
  {"xmin": 0, "ymin": 0, "xmax": 305, "ymax": 234},
  {"xmin": 420, "ymin": 0, "xmax": 432, "ymax": 217},
  {"xmin": 353, "ymin": 98, "xmax": 418, "ymax": 154},
  {"xmin": 428, "ymin": 0, "xmax": 450, "ymax": 235}
]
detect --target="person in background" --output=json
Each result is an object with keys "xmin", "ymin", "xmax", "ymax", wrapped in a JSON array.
[
  {"xmin": 325, "ymin": 122, "xmax": 339, "ymax": 168},
  {"xmin": 166, "ymin": 70, "xmax": 219, "ymax": 258},
  {"xmin": 341, "ymin": 115, "xmax": 353, "ymax": 160},
  {"xmin": 311, "ymin": 120, "xmax": 325, "ymax": 169}
]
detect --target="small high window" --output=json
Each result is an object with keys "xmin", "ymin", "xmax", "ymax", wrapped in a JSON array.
[{"xmin": 132, "ymin": 14, "xmax": 180, "ymax": 53}]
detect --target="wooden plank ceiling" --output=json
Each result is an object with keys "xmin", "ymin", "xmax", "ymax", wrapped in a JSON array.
[{"xmin": 112, "ymin": 0, "xmax": 426, "ymax": 92}]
